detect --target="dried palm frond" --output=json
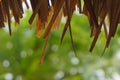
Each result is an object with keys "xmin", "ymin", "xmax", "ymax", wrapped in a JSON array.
[{"xmin": 0, "ymin": 0, "xmax": 120, "ymax": 63}]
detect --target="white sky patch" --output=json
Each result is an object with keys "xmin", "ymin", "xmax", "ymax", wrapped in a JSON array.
[
  {"xmin": 71, "ymin": 57, "xmax": 79, "ymax": 65},
  {"xmin": 61, "ymin": 17, "xmax": 66, "ymax": 24},
  {"xmin": 4, "ymin": 73, "xmax": 13, "ymax": 80},
  {"xmin": 112, "ymin": 72, "xmax": 120, "ymax": 80},
  {"xmin": 54, "ymin": 71, "xmax": 64, "ymax": 80},
  {"xmin": 115, "ymin": 50, "xmax": 120, "ymax": 60},
  {"xmin": 49, "ymin": 0, "xmax": 52, "ymax": 6},
  {"xmin": 3, "ymin": 24, "xmax": 9, "ymax": 33},
  {"xmin": 3, "ymin": 60, "xmax": 10, "ymax": 68},
  {"xmin": 95, "ymin": 69, "xmax": 105, "ymax": 80},
  {"xmin": 23, "ymin": 0, "xmax": 32, "ymax": 10},
  {"xmin": 75, "ymin": 5, "xmax": 80, "ymax": 15}
]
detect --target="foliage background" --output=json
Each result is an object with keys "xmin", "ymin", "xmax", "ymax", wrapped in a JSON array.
[{"xmin": 0, "ymin": 10, "xmax": 120, "ymax": 80}]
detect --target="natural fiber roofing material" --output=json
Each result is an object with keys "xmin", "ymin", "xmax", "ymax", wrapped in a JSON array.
[{"xmin": 0, "ymin": 0, "xmax": 120, "ymax": 63}]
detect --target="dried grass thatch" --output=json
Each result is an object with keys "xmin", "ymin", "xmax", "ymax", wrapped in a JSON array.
[{"xmin": 0, "ymin": 0, "xmax": 120, "ymax": 63}]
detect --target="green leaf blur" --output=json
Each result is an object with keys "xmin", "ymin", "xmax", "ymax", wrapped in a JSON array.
[{"xmin": 0, "ymin": 10, "xmax": 120, "ymax": 80}]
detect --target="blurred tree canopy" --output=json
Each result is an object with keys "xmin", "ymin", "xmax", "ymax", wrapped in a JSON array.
[{"xmin": 0, "ymin": 10, "xmax": 120, "ymax": 80}]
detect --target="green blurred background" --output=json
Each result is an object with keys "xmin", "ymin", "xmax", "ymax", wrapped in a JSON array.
[{"xmin": 0, "ymin": 10, "xmax": 120, "ymax": 80}]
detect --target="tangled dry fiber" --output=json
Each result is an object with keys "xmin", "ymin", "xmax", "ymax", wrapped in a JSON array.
[{"xmin": 0, "ymin": 0, "xmax": 120, "ymax": 63}]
